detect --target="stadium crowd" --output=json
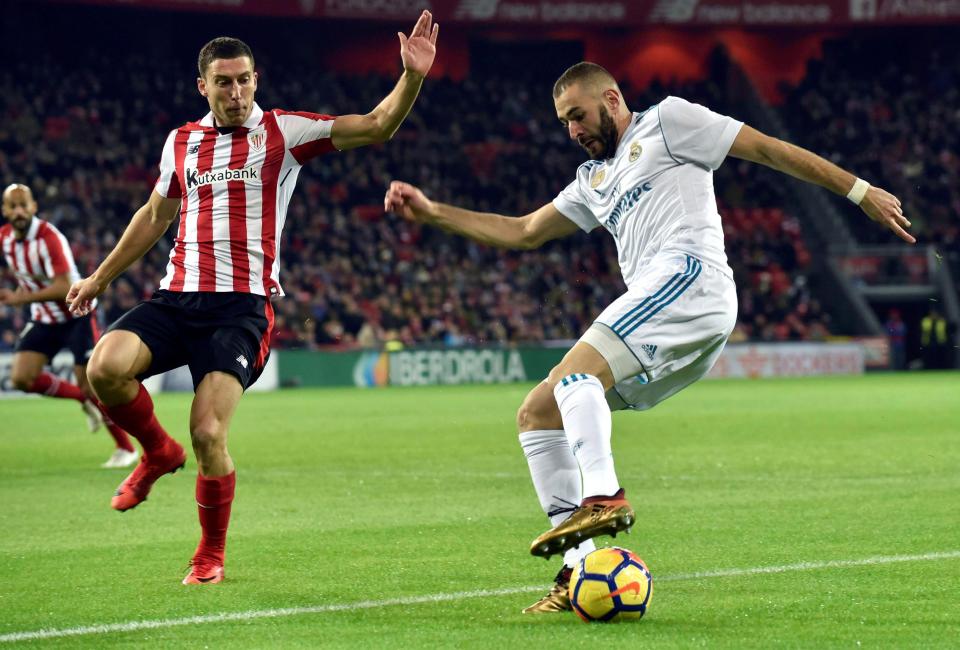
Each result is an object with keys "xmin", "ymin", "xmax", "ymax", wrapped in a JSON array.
[
  {"xmin": 1, "ymin": 47, "xmax": 837, "ymax": 351},
  {"xmin": 783, "ymin": 36, "xmax": 960, "ymax": 250}
]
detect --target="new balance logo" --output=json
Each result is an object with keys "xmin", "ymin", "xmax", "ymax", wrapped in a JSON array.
[
  {"xmin": 188, "ymin": 144, "xmax": 201, "ymax": 155},
  {"xmin": 640, "ymin": 344, "xmax": 657, "ymax": 360},
  {"xmin": 236, "ymin": 355, "xmax": 248, "ymax": 369}
]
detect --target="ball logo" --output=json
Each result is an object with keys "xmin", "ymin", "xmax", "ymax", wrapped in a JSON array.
[{"xmin": 606, "ymin": 581, "xmax": 642, "ymax": 598}]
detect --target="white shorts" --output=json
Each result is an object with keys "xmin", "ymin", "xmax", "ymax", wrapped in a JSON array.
[{"xmin": 580, "ymin": 252, "xmax": 737, "ymax": 411}]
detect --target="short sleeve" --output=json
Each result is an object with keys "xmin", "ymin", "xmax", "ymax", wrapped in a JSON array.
[
  {"xmin": 552, "ymin": 178, "xmax": 599, "ymax": 233},
  {"xmin": 658, "ymin": 96, "xmax": 743, "ymax": 170},
  {"xmin": 154, "ymin": 130, "xmax": 181, "ymax": 198},
  {"xmin": 274, "ymin": 110, "xmax": 338, "ymax": 165}
]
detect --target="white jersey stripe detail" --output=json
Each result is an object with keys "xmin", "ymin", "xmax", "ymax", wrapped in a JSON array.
[
  {"xmin": 181, "ymin": 130, "xmax": 206, "ymax": 292},
  {"xmin": 245, "ymin": 141, "xmax": 266, "ymax": 294},
  {"xmin": 210, "ymin": 134, "xmax": 235, "ymax": 291}
]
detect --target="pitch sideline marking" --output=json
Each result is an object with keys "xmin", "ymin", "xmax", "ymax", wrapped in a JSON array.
[{"xmin": 2, "ymin": 550, "xmax": 958, "ymax": 643}]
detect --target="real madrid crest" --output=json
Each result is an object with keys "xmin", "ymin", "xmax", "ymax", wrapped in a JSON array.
[
  {"xmin": 590, "ymin": 168, "xmax": 606, "ymax": 189},
  {"xmin": 248, "ymin": 129, "xmax": 266, "ymax": 151},
  {"xmin": 629, "ymin": 141, "xmax": 642, "ymax": 162}
]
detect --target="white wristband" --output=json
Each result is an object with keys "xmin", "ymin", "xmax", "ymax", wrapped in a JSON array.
[{"xmin": 846, "ymin": 178, "xmax": 870, "ymax": 205}]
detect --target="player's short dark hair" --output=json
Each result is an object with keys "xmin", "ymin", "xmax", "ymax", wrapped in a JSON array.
[
  {"xmin": 553, "ymin": 62, "xmax": 617, "ymax": 98},
  {"xmin": 198, "ymin": 37, "xmax": 255, "ymax": 77}
]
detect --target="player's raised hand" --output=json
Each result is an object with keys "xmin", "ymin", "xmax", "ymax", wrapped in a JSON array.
[
  {"xmin": 67, "ymin": 277, "xmax": 105, "ymax": 317},
  {"xmin": 385, "ymin": 180, "xmax": 435, "ymax": 224},
  {"xmin": 860, "ymin": 186, "xmax": 915, "ymax": 244},
  {"xmin": 398, "ymin": 10, "xmax": 439, "ymax": 77}
]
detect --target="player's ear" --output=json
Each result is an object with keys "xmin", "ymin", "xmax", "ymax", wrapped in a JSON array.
[
  {"xmin": 603, "ymin": 88, "xmax": 620, "ymax": 112},
  {"xmin": 197, "ymin": 77, "xmax": 208, "ymax": 98}
]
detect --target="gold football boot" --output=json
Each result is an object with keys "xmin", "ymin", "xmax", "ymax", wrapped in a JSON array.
[
  {"xmin": 522, "ymin": 566, "xmax": 573, "ymax": 613},
  {"xmin": 529, "ymin": 489, "xmax": 635, "ymax": 559}
]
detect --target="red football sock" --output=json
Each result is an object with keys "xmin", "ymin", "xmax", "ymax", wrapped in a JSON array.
[
  {"xmin": 194, "ymin": 472, "xmax": 236, "ymax": 565},
  {"xmin": 91, "ymin": 398, "xmax": 136, "ymax": 452},
  {"xmin": 28, "ymin": 372, "xmax": 86, "ymax": 402},
  {"xmin": 103, "ymin": 384, "xmax": 172, "ymax": 454},
  {"xmin": 104, "ymin": 419, "xmax": 136, "ymax": 452}
]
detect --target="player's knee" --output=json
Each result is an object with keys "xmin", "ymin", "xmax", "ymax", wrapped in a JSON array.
[
  {"xmin": 516, "ymin": 385, "xmax": 563, "ymax": 432},
  {"xmin": 10, "ymin": 371, "xmax": 36, "ymax": 392},
  {"xmin": 87, "ymin": 347, "xmax": 128, "ymax": 390},
  {"xmin": 190, "ymin": 420, "xmax": 227, "ymax": 456}
]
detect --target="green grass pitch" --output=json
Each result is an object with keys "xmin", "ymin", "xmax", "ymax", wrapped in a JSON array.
[{"xmin": 1, "ymin": 373, "xmax": 958, "ymax": 648}]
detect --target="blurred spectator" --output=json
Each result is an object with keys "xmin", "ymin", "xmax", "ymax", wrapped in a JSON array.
[
  {"xmin": 920, "ymin": 307, "xmax": 949, "ymax": 369},
  {"xmin": 783, "ymin": 35, "xmax": 960, "ymax": 251},
  {"xmin": 884, "ymin": 309, "xmax": 907, "ymax": 370}
]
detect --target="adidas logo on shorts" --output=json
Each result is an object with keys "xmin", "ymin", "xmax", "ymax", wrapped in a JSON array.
[{"xmin": 640, "ymin": 344, "xmax": 658, "ymax": 360}]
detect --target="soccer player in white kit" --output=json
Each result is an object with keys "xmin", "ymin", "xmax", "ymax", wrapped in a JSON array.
[{"xmin": 384, "ymin": 62, "xmax": 913, "ymax": 613}]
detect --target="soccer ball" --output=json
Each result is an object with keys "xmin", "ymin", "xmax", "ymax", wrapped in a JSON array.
[{"xmin": 568, "ymin": 547, "xmax": 653, "ymax": 622}]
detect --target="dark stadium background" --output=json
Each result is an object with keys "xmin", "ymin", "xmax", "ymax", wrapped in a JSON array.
[{"xmin": 2, "ymin": 0, "xmax": 957, "ymax": 373}]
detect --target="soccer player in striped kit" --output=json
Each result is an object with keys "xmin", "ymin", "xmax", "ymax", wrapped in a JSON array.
[
  {"xmin": 385, "ymin": 62, "xmax": 912, "ymax": 612},
  {"xmin": 68, "ymin": 11, "xmax": 439, "ymax": 584},
  {"xmin": 1, "ymin": 183, "xmax": 137, "ymax": 468}
]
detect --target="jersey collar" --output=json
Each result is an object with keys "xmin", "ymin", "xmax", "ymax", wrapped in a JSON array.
[
  {"xmin": 613, "ymin": 112, "xmax": 643, "ymax": 159},
  {"xmin": 198, "ymin": 103, "xmax": 264, "ymax": 130}
]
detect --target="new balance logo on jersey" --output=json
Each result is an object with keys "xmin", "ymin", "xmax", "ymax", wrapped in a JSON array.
[
  {"xmin": 185, "ymin": 166, "xmax": 260, "ymax": 189},
  {"xmin": 236, "ymin": 355, "xmax": 249, "ymax": 369},
  {"xmin": 188, "ymin": 144, "xmax": 201, "ymax": 155},
  {"xmin": 640, "ymin": 344, "xmax": 657, "ymax": 360}
]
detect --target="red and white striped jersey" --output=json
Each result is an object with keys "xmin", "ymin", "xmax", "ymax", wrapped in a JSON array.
[
  {"xmin": 0, "ymin": 217, "xmax": 88, "ymax": 324},
  {"xmin": 155, "ymin": 103, "xmax": 338, "ymax": 296}
]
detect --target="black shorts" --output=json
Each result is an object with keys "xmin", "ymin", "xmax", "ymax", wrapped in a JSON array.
[
  {"xmin": 107, "ymin": 290, "xmax": 274, "ymax": 391},
  {"xmin": 15, "ymin": 314, "xmax": 100, "ymax": 365}
]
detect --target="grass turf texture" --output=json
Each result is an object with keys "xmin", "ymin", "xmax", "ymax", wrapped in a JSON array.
[{"xmin": 1, "ymin": 373, "xmax": 958, "ymax": 648}]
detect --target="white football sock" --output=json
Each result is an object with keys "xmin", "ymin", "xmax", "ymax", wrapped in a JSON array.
[
  {"xmin": 563, "ymin": 539, "xmax": 595, "ymax": 570},
  {"xmin": 553, "ymin": 373, "xmax": 620, "ymax": 499},
  {"xmin": 519, "ymin": 428, "xmax": 596, "ymax": 569}
]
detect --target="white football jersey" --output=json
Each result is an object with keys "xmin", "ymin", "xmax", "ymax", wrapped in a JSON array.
[{"xmin": 553, "ymin": 96, "xmax": 742, "ymax": 289}]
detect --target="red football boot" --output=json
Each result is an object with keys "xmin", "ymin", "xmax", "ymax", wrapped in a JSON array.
[{"xmin": 111, "ymin": 439, "xmax": 187, "ymax": 511}]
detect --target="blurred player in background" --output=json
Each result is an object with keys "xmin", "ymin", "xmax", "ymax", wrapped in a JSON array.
[
  {"xmin": 68, "ymin": 11, "xmax": 439, "ymax": 585},
  {"xmin": 1, "ymin": 184, "xmax": 137, "ymax": 468},
  {"xmin": 385, "ymin": 62, "xmax": 912, "ymax": 613}
]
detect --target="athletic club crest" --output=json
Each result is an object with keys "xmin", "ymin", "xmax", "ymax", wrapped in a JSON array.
[
  {"xmin": 248, "ymin": 130, "xmax": 266, "ymax": 151},
  {"xmin": 590, "ymin": 168, "xmax": 606, "ymax": 189},
  {"xmin": 629, "ymin": 141, "xmax": 642, "ymax": 162}
]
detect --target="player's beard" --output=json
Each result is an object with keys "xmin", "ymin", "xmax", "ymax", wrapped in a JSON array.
[
  {"xmin": 583, "ymin": 105, "xmax": 620, "ymax": 161},
  {"xmin": 11, "ymin": 216, "xmax": 30, "ymax": 233}
]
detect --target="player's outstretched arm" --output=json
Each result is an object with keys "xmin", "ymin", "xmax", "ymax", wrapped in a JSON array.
[
  {"xmin": 384, "ymin": 180, "xmax": 579, "ymax": 249},
  {"xmin": 68, "ymin": 191, "xmax": 181, "ymax": 315},
  {"xmin": 331, "ymin": 10, "xmax": 438, "ymax": 151},
  {"xmin": 728, "ymin": 125, "xmax": 915, "ymax": 244}
]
